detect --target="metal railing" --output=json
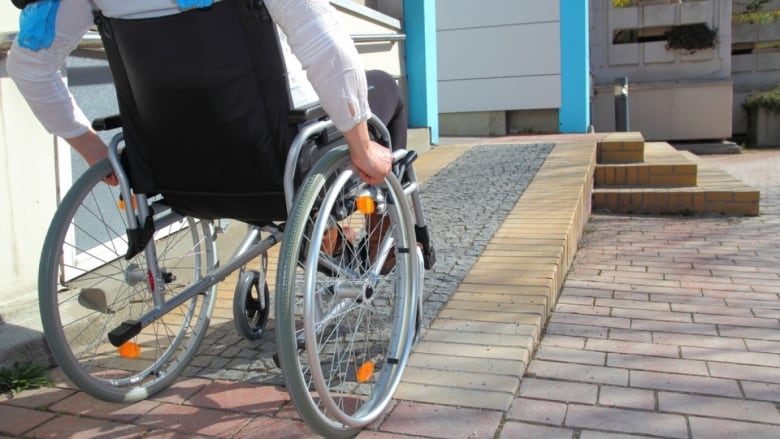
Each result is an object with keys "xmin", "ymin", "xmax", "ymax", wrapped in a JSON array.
[{"xmin": 1, "ymin": 31, "xmax": 404, "ymax": 56}]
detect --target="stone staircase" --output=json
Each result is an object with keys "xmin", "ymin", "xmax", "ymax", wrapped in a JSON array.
[{"xmin": 592, "ymin": 132, "xmax": 760, "ymax": 216}]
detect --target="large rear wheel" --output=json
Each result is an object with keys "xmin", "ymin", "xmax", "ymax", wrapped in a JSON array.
[
  {"xmin": 275, "ymin": 147, "xmax": 419, "ymax": 438},
  {"xmin": 38, "ymin": 159, "xmax": 217, "ymax": 402}
]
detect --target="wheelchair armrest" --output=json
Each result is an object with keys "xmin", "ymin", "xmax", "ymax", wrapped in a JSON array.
[
  {"xmin": 289, "ymin": 102, "xmax": 327, "ymax": 125},
  {"xmin": 92, "ymin": 115, "xmax": 123, "ymax": 131}
]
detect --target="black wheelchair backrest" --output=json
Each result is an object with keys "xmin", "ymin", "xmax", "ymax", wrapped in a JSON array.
[{"xmin": 96, "ymin": 0, "xmax": 297, "ymax": 222}]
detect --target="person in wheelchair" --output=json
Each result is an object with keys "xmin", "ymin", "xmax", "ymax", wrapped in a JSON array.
[
  {"xmin": 13, "ymin": 3, "xmax": 434, "ymax": 434},
  {"xmin": 8, "ymin": 0, "xmax": 406, "ymax": 188}
]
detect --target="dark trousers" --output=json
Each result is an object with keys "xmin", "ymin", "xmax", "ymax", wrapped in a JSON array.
[{"xmin": 366, "ymin": 70, "xmax": 407, "ymax": 151}]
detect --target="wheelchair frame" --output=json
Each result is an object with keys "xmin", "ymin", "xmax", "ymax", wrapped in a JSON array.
[{"xmin": 37, "ymin": 111, "xmax": 434, "ymax": 438}]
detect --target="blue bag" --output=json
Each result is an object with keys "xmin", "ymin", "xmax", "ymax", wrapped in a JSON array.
[
  {"xmin": 177, "ymin": 0, "xmax": 213, "ymax": 9},
  {"xmin": 17, "ymin": 0, "xmax": 59, "ymax": 51},
  {"xmin": 16, "ymin": 0, "xmax": 214, "ymax": 51}
]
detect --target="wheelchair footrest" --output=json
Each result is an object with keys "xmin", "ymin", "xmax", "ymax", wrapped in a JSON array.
[
  {"xmin": 422, "ymin": 246, "xmax": 436, "ymax": 271},
  {"xmin": 108, "ymin": 320, "xmax": 142, "ymax": 347},
  {"xmin": 415, "ymin": 225, "xmax": 436, "ymax": 270}
]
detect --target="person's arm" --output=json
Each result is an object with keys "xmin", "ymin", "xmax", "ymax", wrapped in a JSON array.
[
  {"xmin": 264, "ymin": 0, "xmax": 392, "ymax": 184},
  {"xmin": 7, "ymin": 0, "xmax": 106, "ymax": 165}
]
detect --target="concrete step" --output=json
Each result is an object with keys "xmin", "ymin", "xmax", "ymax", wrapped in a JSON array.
[
  {"xmin": 0, "ymin": 295, "xmax": 50, "ymax": 369},
  {"xmin": 595, "ymin": 142, "xmax": 698, "ymax": 187},
  {"xmin": 593, "ymin": 151, "xmax": 760, "ymax": 216},
  {"xmin": 597, "ymin": 132, "xmax": 645, "ymax": 163},
  {"xmin": 408, "ymin": 127, "xmax": 432, "ymax": 154}
]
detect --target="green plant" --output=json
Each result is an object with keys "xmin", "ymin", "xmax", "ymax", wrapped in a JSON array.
[
  {"xmin": 665, "ymin": 23, "xmax": 717, "ymax": 52},
  {"xmin": 742, "ymin": 84, "xmax": 780, "ymax": 112},
  {"xmin": 744, "ymin": 0, "xmax": 771, "ymax": 13},
  {"xmin": 0, "ymin": 361, "xmax": 51, "ymax": 395},
  {"xmin": 613, "ymin": 0, "xmax": 638, "ymax": 8},
  {"xmin": 733, "ymin": 9, "xmax": 780, "ymax": 24}
]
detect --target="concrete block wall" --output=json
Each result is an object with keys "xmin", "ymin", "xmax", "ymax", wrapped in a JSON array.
[
  {"xmin": 590, "ymin": 0, "xmax": 734, "ymax": 141},
  {"xmin": 0, "ymin": 4, "xmax": 60, "ymax": 320},
  {"xmin": 592, "ymin": 0, "xmax": 731, "ymax": 84},
  {"xmin": 592, "ymin": 79, "xmax": 733, "ymax": 141},
  {"xmin": 731, "ymin": 0, "xmax": 780, "ymax": 136}
]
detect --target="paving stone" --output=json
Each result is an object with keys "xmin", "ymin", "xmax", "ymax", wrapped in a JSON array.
[
  {"xmin": 564, "ymin": 404, "xmax": 688, "ymax": 438},
  {"xmin": 0, "ymin": 386, "xmax": 74, "ymax": 409},
  {"xmin": 658, "ymin": 391, "xmax": 780, "ymax": 424},
  {"xmin": 607, "ymin": 352, "xmax": 709, "ymax": 375},
  {"xmin": 598, "ymin": 385, "xmax": 656, "ymax": 410},
  {"xmin": 26, "ymin": 415, "xmax": 148, "ymax": 439},
  {"xmin": 499, "ymin": 422, "xmax": 574, "ymax": 439},
  {"xmin": 630, "ymin": 370, "xmax": 742, "ymax": 397},
  {"xmin": 689, "ymin": 416, "xmax": 780, "ymax": 439},
  {"xmin": 49, "ymin": 392, "xmax": 159, "ymax": 422},
  {"xmin": 506, "ymin": 397, "xmax": 567, "ymax": 425},
  {"xmin": 526, "ymin": 360, "xmax": 628, "ymax": 386},
  {"xmin": 518, "ymin": 378, "xmax": 598, "ymax": 404},
  {"xmin": 184, "ymin": 380, "xmax": 289, "ymax": 415},
  {"xmin": 0, "ymin": 405, "xmax": 56, "ymax": 437},
  {"xmin": 380, "ymin": 401, "xmax": 503, "ymax": 438},
  {"xmin": 136, "ymin": 403, "xmax": 253, "ymax": 437}
]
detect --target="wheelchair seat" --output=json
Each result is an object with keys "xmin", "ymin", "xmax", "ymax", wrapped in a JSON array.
[{"xmin": 96, "ymin": 0, "xmax": 317, "ymax": 223}]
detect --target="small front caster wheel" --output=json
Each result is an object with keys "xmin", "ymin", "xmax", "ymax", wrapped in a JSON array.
[{"xmin": 233, "ymin": 270, "xmax": 270, "ymax": 340}]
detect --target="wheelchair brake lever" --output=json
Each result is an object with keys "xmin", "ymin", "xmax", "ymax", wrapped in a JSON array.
[{"xmin": 392, "ymin": 149, "xmax": 417, "ymax": 180}]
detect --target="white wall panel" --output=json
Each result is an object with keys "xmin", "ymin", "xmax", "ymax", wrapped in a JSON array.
[
  {"xmin": 436, "ymin": 0, "xmax": 561, "ymax": 114},
  {"xmin": 439, "ymin": 75, "xmax": 561, "ymax": 113},
  {"xmin": 438, "ymin": 23, "xmax": 560, "ymax": 81},
  {"xmin": 437, "ymin": 0, "xmax": 559, "ymax": 30}
]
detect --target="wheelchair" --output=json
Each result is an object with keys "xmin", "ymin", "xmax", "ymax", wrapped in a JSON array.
[{"xmin": 35, "ymin": 1, "xmax": 434, "ymax": 437}]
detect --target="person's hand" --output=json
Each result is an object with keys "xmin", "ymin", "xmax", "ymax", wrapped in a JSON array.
[
  {"xmin": 349, "ymin": 140, "xmax": 392, "ymax": 185},
  {"xmin": 343, "ymin": 120, "xmax": 392, "ymax": 185},
  {"xmin": 66, "ymin": 130, "xmax": 118, "ymax": 186}
]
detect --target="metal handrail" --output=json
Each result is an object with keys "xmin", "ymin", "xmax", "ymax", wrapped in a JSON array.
[
  {"xmin": 352, "ymin": 34, "xmax": 405, "ymax": 43},
  {"xmin": 1, "ymin": 30, "xmax": 404, "ymax": 56}
]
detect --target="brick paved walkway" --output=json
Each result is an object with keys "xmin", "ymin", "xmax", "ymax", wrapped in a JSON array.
[
  {"xmin": 506, "ymin": 149, "xmax": 780, "ymax": 438},
  {"xmin": 2, "ymin": 144, "xmax": 778, "ymax": 439}
]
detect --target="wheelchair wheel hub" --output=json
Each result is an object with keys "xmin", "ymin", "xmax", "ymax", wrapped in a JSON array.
[
  {"xmin": 332, "ymin": 279, "xmax": 374, "ymax": 303},
  {"xmin": 124, "ymin": 263, "xmax": 146, "ymax": 286}
]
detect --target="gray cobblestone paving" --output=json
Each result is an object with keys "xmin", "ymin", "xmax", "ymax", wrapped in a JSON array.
[
  {"xmin": 185, "ymin": 143, "xmax": 553, "ymax": 384},
  {"xmin": 413, "ymin": 143, "xmax": 553, "ymax": 323}
]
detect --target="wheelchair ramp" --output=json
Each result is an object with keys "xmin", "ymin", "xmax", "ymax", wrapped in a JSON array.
[{"xmin": 395, "ymin": 140, "xmax": 598, "ymax": 410}]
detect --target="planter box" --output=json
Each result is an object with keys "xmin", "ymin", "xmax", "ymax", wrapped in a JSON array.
[{"xmin": 748, "ymin": 107, "xmax": 780, "ymax": 148}]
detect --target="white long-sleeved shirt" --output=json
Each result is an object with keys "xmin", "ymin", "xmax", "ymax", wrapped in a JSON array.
[{"xmin": 7, "ymin": 0, "xmax": 371, "ymax": 138}]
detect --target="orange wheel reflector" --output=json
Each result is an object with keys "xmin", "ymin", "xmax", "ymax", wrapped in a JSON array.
[
  {"xmin": 117, "ymin": 195, "xmax": 137, "ymax": 211},
  {"xmin": 356, "ymin": 361, "xmax": 375, "ymax": 383},
  {"xmin": 118, "ymin": 341, "xmax": 141, "ymax": 359},
  {"xmin": 356, "ymin": 196, "xmax": 376, "ymax": 214}
]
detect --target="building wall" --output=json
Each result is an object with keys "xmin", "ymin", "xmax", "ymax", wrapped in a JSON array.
[
  {"xmin": 0, "ymin": 4, "xmax": 60, "ymax": 309},
  {"xmin": 731, "ymin": 0, "xmax": 780, "ymax": 136},
  {"xmin": 437, "ymin": 0, "xmax": 561, "ymax": 113},
  {"xmin": 333, "ymin": 0, "xmax": 404, "ymax": 77},
  {"xmin": 436, "ymin": 0, "xmax": 561, "ymax": 135},
  {"xmin": 591, "ymin": 0, "xmax": 732, "ymax": 83},
  {"xmin": 590, "ymin": 0, "xmax": 734, "ymax": 141}
]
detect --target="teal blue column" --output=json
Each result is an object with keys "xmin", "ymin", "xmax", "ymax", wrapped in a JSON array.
[
  {"xmin": 403, "ymin": 0, "xmax": 439, "ymax": 144},
  {"xmin": 559, "ymin": 0, "xmax": 590, "ymax": 133}
]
